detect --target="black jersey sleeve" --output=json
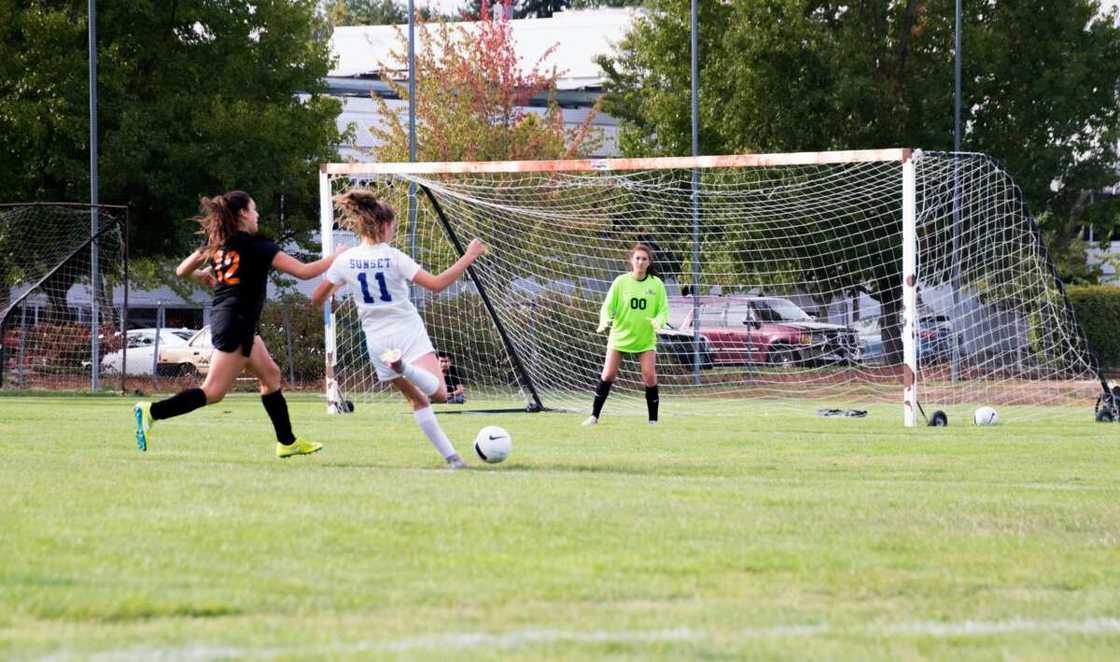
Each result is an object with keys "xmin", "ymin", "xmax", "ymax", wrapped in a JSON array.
[{"xmin": 254, "ymin": 237, "xmax": 281, "ymax": 265}]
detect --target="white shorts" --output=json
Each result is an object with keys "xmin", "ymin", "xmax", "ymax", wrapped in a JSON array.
[{"xmin": 364, "ymin": 317, "xmax": 436, "ymax": 383}]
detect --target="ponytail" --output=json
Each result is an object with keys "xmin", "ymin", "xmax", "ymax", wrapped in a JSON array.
[
  {"xmin": 195, "ymin": 190, "xmax": 252, "ymax": 257},
  {"xmin": 334, "ymin": 189, "xmax": 396, "ymax": 242}
]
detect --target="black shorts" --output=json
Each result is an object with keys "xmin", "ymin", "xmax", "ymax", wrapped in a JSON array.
[{"xmin": 210, "ymin": 309, "xmax": 257, "ymax": 357}]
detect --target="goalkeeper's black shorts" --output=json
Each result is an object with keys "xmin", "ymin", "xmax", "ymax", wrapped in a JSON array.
[{"xmin": 210, "ymin": 308, "xmax": 256, "ymax": 357}]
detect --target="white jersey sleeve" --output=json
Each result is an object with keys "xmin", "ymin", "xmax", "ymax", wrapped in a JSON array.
[
  {"xmin": 325, "ymin": 249, "xmax": 355, "ymax": 286},
  {"xmin": 393, "ymin": 247, "xmax": 421, "ymax": 282}
]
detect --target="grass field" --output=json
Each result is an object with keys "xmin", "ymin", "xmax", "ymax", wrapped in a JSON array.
[{"xmin": 2, "ymin": 393, "xmax": 1119, "ymax": 660}]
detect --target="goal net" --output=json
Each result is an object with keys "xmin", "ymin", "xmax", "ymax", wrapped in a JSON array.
[
  {"xmin": 0, "ymin": 203, "xmax": 128, "ymax": 391},
  {"xmin": 319, "ymin": 150, "xmax": 1103, "ymax": 424}
]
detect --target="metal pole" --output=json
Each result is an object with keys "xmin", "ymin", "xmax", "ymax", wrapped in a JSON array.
[
  {"xmin": 407, "ymin": 0, "xmax": 419, "ymax": 304},
  {"xmin": 689, "ymin": 0, "xmax": 701, "ymax": 386},
  {"xmin": 152, "ymin": 302, "xmax": 163, "ymax": 381},
  {"xmin": 283, "ymin": 303, "xmax": 296, "ymax": 384},
  {"xmin": 954, "ymin": 0, "xmax": 961, "ymax": 154},
  {"xmin": 950, "ymin": 0, "xmax": 962, "ymax": 382},
  {"xmin": 18, "ymin": 306, "xmax": 27, "ymax": 388},
  {"xmin": 88, "ymin": 0, "xmax": 100, "ymax": 391},
  {"xmin": 120, "ymin": 210, "xmax": 129, "ymax": 394}
]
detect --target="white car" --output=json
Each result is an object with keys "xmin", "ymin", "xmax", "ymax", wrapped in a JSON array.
[
  {"xmin": 100, "ymin": 328, "xmax": 197, "ymax": 376},
  {"xmin": 157, "ymin": 326, "xmax": 216, "ymax": 377}
]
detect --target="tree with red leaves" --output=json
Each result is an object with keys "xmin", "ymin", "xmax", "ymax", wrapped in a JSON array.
[{"xmin": 369, "ymin": 0, "xmax": 601, "ymax": 163}]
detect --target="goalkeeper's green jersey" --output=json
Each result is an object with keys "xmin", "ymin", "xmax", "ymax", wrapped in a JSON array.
[{"xmin": 599, "ymin": 273, "xmax": 670, "ymax": 353}]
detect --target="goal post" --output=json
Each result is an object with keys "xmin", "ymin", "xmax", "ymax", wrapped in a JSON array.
[{"xmin": 318, "ymin": 149, "xmax": 1101, "ymax": 424}]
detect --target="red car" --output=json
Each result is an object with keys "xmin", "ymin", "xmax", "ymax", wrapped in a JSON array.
[{"xmin": 670, "ymin": 296, "xmax": 862, "ymax": 366}]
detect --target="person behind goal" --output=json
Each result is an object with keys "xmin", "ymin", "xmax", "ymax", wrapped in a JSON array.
[
  {"xmin": 583, "ymin": 242, "xmax": 669, "ymax": 427},
  {"xmin": 311, "ymin": 190, "xmax": 487, "ymax": 469},
  {"xmin": 133, "ymin": 191, "xmax": 343, "ymax": 457}
]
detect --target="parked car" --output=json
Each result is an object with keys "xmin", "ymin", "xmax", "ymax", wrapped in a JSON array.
[
  {"xmin": 100, "ymin": 328, "xmax": 196, "ymax": 376},
  {"xmin": 671, "ymin": 296, "xmax": 861, "ymax": 366},
  {"xmin": 158, "ymin": 326, "xmax": 215, "ymax": 377},
  {"xmin": 657, "ymin": 322, "xmax": 715, "ymax": 370},
  {"xmin": 917, "ymin": 314, "xmax": 956, "ymax": 362},
  {"xmin": 856, "ymin": 315, "xmax": 957, "ymax": 364}
]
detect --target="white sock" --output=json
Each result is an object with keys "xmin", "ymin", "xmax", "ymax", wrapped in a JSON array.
[
  {"xmin": 401, "ymin": 361, "xmax": 440, "ymax": 396},
  {"xmin": 414, "ymin": 406, "xmax": 456, "ymax": 459}
]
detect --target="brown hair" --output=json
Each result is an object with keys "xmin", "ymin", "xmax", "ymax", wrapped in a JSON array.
[
  {"xmin": 195, "ymin": 190, "xmax": 252, "ymax": 257},
  {"xmin": 630, "ymin": 242, "xmax": 657, "ymax": 277},
  {"xmin": 334, "ymin": 189, "xmax": 396, "ymax": 242}
]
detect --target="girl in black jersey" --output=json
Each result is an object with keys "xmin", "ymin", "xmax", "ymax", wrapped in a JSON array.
[{"xmin": 133, "ymin": 190, "xmax": 342, "ymax": 458}]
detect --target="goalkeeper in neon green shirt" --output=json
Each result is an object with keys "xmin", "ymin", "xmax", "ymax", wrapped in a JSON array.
[{"xmin": 583, "ymin": 243, "xmax": 669, "ymax": 426}]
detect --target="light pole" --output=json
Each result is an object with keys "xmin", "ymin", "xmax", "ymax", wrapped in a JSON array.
[{"xmin": 89, "ymin": 0, "xmax": 101, "ymax": 391}]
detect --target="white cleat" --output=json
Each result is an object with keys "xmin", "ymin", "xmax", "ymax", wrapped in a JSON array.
[
  {"xmin": 581, "ymin": 415, "xmax": 598, "ymax": 427},
  {"xmin": 446, "ymin": 454, "xmax": 468, "ymax": 470},
  {"xmin": 648, "ymin": 420, "xmax": 658, "ymax": 425},
  {"xmin": 379, "ymin": 348, "xmax": 403, "ymax": 373}
]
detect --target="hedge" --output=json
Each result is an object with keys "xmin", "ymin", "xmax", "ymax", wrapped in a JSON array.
[{"xmin": 1066, "ymin": 285, "xmax": 1120, "ymax": 372}]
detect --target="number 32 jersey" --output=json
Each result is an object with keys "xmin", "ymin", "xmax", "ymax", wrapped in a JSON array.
[
  {"xmin": 210, "ymin": 231, "xmax": 281, "ymax": 323},
  {"xmin": 325, "ymin": 242, "xmax": 423, "ymax": 335}
]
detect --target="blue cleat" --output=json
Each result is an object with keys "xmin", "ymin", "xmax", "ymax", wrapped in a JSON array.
[{"xmin": 133, "ymin": 402, "xmax": 153, "ymax": 452}]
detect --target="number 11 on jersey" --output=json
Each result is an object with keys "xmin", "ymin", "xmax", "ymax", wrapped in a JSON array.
[{"xmin": 357, "ymin": 272, "xmax": 392, "ymax": 304}]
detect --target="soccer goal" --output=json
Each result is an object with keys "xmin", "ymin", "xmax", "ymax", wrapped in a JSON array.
[
  {"xmin": 319, "ymin": 149, "xmax": 1104, "ymax": 425},
  {"xmin": 0, "ymin": 203, "xmax": 129, "ymax": 392}
]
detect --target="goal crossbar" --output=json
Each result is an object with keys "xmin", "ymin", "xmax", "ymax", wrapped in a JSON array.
[{"xmin": 321, "ymin": 148, "xmax": 911, "ymax": 176}]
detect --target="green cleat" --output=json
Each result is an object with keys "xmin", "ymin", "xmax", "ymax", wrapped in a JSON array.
[
  {"xmin": 133, "ymin": 402, "xmax": 154, "ymax": 452},
  {"xmin": 276, "ymin": 437, "xmax": 323, "ymax": 459}
]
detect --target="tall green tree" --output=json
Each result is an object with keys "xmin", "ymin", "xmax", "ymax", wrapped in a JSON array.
[
  {"xmin": 0, "ymin": 0, "xmax": 346, "ymax": 259},
  {"xmin": 324, "ymin": 0, "xmax": 440, "ymax": 26},
  {"xmin": 597, "ymin": 0, "xmax": 1120, "ymax": 358},
  {"xmin": 598, "ymin": 0, "xmax": 1120, "ymax": 255}
]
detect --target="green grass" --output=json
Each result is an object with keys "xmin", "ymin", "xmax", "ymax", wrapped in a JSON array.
[{"xmin": 1, "ymin": 394, "xmax": 1118, "ymax": 660}]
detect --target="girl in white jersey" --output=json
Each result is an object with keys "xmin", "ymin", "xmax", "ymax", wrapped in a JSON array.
[{"xmin": 311, "ymin": 190, "xmax": 487, "ymax": 469}]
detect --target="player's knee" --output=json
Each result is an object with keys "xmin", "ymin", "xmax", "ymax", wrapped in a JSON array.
[
  {"xmin": 203, "ymin": 386, "xmax": 225, "ymax": 404},
  {"xmin": 410, "ymin": 392, "xmax": 431, "ymax": 410},
  {"xmin": 431, "ymin": 387, "xmax": 448, "ymax": 404}
]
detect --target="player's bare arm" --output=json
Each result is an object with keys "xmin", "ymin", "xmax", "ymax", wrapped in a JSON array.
[
  {"xmin": 271, "ymin": 244, "xmax": 348, "ymax": 280},
  {"xmin": 310, "ymin": 279, "xmax": 342, "ymax": 307}
]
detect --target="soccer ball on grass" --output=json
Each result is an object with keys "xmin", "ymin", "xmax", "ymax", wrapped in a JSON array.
[
  {"xmin": 474, "ymin": 425, "xmax": 512, "ymax": 464},
  {"xmin": 973, "ymin": 406, "xmax": 999, "ymax": 426}
]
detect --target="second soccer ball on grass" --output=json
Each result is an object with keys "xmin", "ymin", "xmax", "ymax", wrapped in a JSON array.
[
  {"xmin": 474, "ymin": 426, "xmax": 512, "ymax": 464},
  {"xmin": 974, "ymin": 406, "xmax": 999, "ymax": 426}
]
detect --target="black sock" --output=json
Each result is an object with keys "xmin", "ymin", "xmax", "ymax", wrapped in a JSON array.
[
  {"xmin": 591, "ymin": 379, "xmax": 613, "ymax": 418},
  {"xmin": 150, "ymin": 388, "xmax": 207, "ymax": 421},
  {"xmin": 645, "ymin": 384, "xmax": 660, "ymax": 422},
  {"xmin": 261, "ymin": 389, "xmax": 296, "ymax": 445}
]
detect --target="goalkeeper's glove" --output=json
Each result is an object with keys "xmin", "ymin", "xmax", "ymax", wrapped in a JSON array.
[
  {"xmin": 649, "ymin": 318, "xmax": 664, "ymax": 331},
  {"xmin": 596, "ymin": 321, "xmax": 610, "ymax": 334}
]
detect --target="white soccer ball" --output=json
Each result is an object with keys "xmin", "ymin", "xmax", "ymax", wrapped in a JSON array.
[
  {"xmin": 973, "ymin": 406, "xmax": 999, "ymax": 426},
  {"xmin": 474, "ymin": 425, "xmax": 512, "ymax": 464}
]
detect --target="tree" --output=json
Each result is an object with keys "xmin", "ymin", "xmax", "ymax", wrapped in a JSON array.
[
  {"xmin": 597, "ymin": 0, "xmax": 1120, "ymax": 359},
  {"xmin": 368, "ymin": 0, "xmax": 601, "ymax": 163},
  {"xmin": 458, "ymin": 0, "xmax": 642, "ymax": 20},
  {"xmin": 0, "ymin": 0, "xmax": 347, "ymax": 261},
  {"xmin": 325, "ymin": 0, "xmax": 440, "ymax": 26},
  {"xmin": 366, "ymin": 0, "xmax": 604, "ymax": 277}
]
